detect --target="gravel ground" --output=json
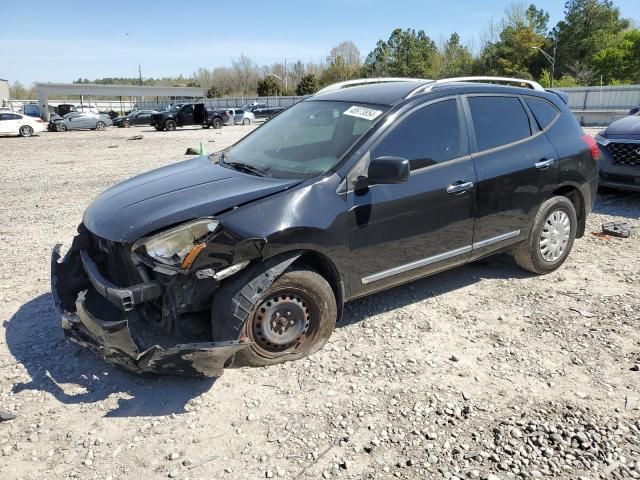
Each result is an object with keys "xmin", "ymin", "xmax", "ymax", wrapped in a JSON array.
[{"xmin": 0, "ymin": 125, "xmax": 638, "ymax": 480}]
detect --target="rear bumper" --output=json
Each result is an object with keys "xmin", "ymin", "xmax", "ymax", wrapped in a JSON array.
[{"xmin": 51, "ymin": 242, "xmax": 250, "ymax": 377}]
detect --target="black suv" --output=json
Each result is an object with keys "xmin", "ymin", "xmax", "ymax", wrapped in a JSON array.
[{"xmin": 52, "ymin": 77, "xmax": 599, "ymax": 377}]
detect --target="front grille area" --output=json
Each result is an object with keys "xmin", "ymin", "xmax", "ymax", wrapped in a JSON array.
[
  {"xmin": 86, "ymin": 232, "xmax": 143, "ymax": 287},
  {"xmin": 606, "ymin": 142, "xmax": 640, "ymax": 168}
]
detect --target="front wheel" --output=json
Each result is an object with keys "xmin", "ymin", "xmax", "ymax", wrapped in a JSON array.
[
  {"xmin": 165, "ymin": 120, "xmax": 177, "ymax": 131},
  {"xmin": 213, "ymin": 268, "xmax": 337, "ymax": 367},
  {"xmin": 95, "ymin": 121, "xmax": 106, "ymax": 131},
  {"xmin": 242, "ymin": 118, "xmax": 251, "ymax": 126},
  {"xmin": 19, "ymin": 125, "xmax": 34, "ymax": 137},
  {"xmin": 123, "ymin": 120, "xmax": 131, "ymax": 128},
  {"xmin": 512, "ymin": 196, "xmax": 577, "ymax": 274}
]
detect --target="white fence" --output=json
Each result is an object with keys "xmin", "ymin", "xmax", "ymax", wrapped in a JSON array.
[{"xmin": 7, "ymin": 84, "xmax": 640, "ymax": 126}]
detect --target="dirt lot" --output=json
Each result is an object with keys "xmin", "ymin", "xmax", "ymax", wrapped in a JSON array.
[{"xmin": 0, "ymin": 125, "xmax": 638, "ymax": 480}]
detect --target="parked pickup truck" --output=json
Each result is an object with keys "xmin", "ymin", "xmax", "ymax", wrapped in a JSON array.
[
  {"xmin": 241, "ymin": 102, "xmax": 285, "ymax": 119},
  {"xmin": 151, "ymin": 103, "xmax": 229, "ymax": 131}
]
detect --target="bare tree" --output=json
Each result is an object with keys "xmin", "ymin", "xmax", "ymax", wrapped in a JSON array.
[{"xmin": 232, "ymin": 54, "xmax": 259, "ymax": 97}]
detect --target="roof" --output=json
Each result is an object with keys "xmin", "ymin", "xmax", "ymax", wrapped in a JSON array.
[{"xmin": 309, "ymin": 81, "xmax": 430, "ymax": 106}]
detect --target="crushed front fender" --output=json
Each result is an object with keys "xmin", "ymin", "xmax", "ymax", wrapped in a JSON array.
[{"xmin": 52, "ymin": 245, "xmax": 250, "ymax": 377}]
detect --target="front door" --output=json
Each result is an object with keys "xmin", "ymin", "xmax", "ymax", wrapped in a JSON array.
[
  {"xmin": 347, "ymin": 97, "xmax": 477, "ymax": 298},
  {"xmin": 464, "ymin": 94, "xmax": 558, "ymax": 253},
  {"xmin": 178, "ymin": 104, "xmax": 195, "ymax": 126}
]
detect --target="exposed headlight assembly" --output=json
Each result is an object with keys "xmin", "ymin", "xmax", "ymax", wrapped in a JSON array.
[{"xmin": 133, "ymin": 219, "xmax": 219, "ymax": 269}]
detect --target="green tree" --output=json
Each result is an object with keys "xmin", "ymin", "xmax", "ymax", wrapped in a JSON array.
[
  {"xmin": 320, "ymin": 41, "xmax": 361, "ymax": 85},
  {"xmin": 296, "ymin": 74, "xmax": 319, "ymax": 95},
  {"xmin": 206, "ymin": 85, "xmax": 222, "ymax": 98},
  {"xmin": 554, "ymin": 0, "xmax": 630, "ymax": 78},
  {"xmin": 592, "ymin": 29, "xmax": 640, "ymax": 83},
  {"xmin": 362, "ymin": 28, "xmax": 438, "ymax": 78},
  {"xmin": 256, "ymin": 75, "xmax": 280, "ymax": 96},
  {"xmin": 438, "ymin": 33, "xmax": 473, "ymax": 78}
]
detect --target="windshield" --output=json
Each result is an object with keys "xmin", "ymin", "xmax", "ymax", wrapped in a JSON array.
[
  {"xmin": 168, "ymin": 104, "xmax": 182, "ymax": 112},
  {"xmin": 223, "ymin": 101, "xmax": 387, "ymax": 179}
]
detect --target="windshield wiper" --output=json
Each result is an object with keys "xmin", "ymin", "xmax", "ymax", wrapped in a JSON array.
[{"xmin": 221, "ymin": 155, "xmax": 271, "ymax": 177}]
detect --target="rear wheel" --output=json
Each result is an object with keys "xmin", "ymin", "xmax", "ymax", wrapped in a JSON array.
[
  {"xmin": 95, "ymin": 121, "xmax": 106, "ymax": 131},
  {"xmin": 212, "ymin": 117, "xmax": 223, "ymax": 129},
  {"xmin": 165, "ymin": 119, "xmax": 177, "ymax": 131},
  {"xmin": 242, "ymin": 118, "xmax": 251, "ymax": 126},
  {"xmin": 513, "ymin": 196, "xmax": 577, "ymax": 274},
  {"xmin": 19, "ymin": 125, "xmax": 34, "ymax": 137},
  {"xmin": 213, "ymin": 268, "xmax": 337, "ymax": 367}
]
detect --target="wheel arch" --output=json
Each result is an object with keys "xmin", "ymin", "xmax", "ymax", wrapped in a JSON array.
[
  {"xmin": 291, "ymin": 250, "xmax": 345, "ymax": 324},
  {"xmin": 551, "ymin": 183, "xmax": 586, "ymax": 238}
]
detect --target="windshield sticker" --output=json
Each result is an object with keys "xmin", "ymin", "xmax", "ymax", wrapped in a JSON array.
[{"xmin": 343, "ymin": 106, "xmax": 383, "ymax": 121}]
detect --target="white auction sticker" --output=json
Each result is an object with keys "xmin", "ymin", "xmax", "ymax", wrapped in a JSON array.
[{"xmin": 343, "ymin": 105, "xmax": 383, "ymax": 121}]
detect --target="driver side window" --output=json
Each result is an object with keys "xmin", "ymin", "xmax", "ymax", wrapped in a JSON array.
[{"xmin": 372, "ymin": 99, "xmax": 463, "ymax": 171}]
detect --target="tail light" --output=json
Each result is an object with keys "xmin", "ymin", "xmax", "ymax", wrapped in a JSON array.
[{"xmin": 581, "ymin": 134, "xmax": 599, "ymax": 161}]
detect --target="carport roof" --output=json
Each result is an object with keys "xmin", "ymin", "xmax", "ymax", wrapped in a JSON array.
[{"xmin": 36, "ymin": 83, "xmax": 206, "ymax": 97}]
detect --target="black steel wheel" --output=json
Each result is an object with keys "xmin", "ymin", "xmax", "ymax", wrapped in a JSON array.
[
  {"xmin": 213, "ymin": 267, "xmax": 337, "ymax": 368},
  {"xmin": 212, "ymin": 117, "xmax": 223, "ymax": 129},
  {"xmin": 165, "ymin": 119, "xmax": 177, "ymax": 131}
]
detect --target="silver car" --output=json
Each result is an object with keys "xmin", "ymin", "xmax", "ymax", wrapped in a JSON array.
[
  {"xmin": 50, "ymin": 112, "xmax": 113, "ymax": 132},
  {"xmin": 229, "ymin": 109, "xmax": 255, "ymax": 125}
]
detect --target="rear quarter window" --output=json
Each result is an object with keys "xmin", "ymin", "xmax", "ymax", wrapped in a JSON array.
[
  {"xmin": 525, "ymin": 97, "xmax": 560, "ymax": 130},
  {"xmin": 468, "ymin": 96, "xmax": 532, "ymax": 152}
]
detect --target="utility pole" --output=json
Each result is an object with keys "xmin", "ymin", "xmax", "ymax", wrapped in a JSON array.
[
  {"xmin": 284, "ymin": 58, "xmax": 288, "ymax": 93},
  {"xmin": 532, "ymin": 44, "xmax": 556, "ymax": 88},
  {"xmin": 138, "ymin": 65, "xmax": 143, "ymax": 86}
]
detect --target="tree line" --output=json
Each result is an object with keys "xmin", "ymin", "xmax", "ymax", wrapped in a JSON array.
[{"xmin": 9, "ymin": 0, "xmax": 640, "ymax": 100}]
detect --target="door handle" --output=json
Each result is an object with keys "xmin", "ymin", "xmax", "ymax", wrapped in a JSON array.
[
  {"xmin": 535, "ymin": 158, "xmax": 555, "ymax": 170},
  {"xmin": 447, "ymin": 181, "xmax": 474, "ymax": 194}
]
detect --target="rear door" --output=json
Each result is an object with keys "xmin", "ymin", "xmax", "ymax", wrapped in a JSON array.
[
  {"xmin": 348, "ymin": 97, "xmax": 477, "ymax": 297},
  {"xmin": 464, "ymin": 94, "xmax": 558, "ymax": 254}
]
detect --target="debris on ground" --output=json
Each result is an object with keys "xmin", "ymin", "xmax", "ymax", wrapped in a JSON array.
[
  {"xmin": 0, "ymin": 411, "xmax": 16, "ymax": 422},
  {"xmin": 602, "ymin": 221, "xmax": 636, "ymax": 238},
  {"xmin": 127, "ymin": 135, "xmax": 144, "ymax": 141},
  {"xmin": 185, "ymin": 147, "xmax": 199, "ymax": 155}
]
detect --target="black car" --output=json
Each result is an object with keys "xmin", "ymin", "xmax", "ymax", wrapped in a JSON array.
[
  {"xmin": 242, "ymin": 102, "xmax": 285, "ymax": 119},
  {"xmin": 51, "ymin": 77, "xmax": 599, "ymax": 377},
  {"xmin": 595, "ymin": 114, "xmax": 640, "ymax": 191},
  {"xmin": 150, "ymin": 103, "xmax": 228, "ymax": 131},
  {"xmin": 113, "ymin": 109, "xmax": 159, "ymax": 128}
]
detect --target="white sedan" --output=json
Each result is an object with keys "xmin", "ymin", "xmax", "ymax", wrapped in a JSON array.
[{"xmin": 0, "ymin": 112, "xmax": 46, "ymax": 137}]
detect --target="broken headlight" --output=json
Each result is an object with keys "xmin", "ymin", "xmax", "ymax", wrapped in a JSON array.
[{"xmin": 133, "ymin": 219, "xmax": 219, "ymax": 269}]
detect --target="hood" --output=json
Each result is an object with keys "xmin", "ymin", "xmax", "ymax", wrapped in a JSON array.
[
  {"xmin": 83, "ymin": 156, "xmax": 299, "ymax": 242},
  {"xmin": 603, "ymin": 115, "xmax": 640, "ymax": 139}
]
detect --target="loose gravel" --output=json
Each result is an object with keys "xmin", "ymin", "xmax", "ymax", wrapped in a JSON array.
[{"xmin": 0, "ymin": 125, "xmax": 638, "ymax": 480}]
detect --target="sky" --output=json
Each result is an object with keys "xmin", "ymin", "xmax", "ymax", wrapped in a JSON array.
[{"xmin": 2, "ymin": 0, "xmax": 639, "ymax": 85}]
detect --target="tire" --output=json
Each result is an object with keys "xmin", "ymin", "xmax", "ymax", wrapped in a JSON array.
[
  {"xmin": 19, "ymin": 125, "xmax": 34, "ymax": 137},
  {"xmin": 165, "ymin": 120, "xmax": 177, "ymax": 131},
  {"xmin": 123, "ymin": 120, "xmax": 131, "ymax": 128},
  {"xmin": 212, "ymin": 267, "xmax": 337, "ymax": 368},
  {"xmin": 59, "ymin": 123, "xmax": 68, "ymax": 132},
  {"xmin": 512, "ymin": 196, "xmax": 577, "ymax": 274},
  {"xmin": 242, "ymin": 118, "xmax": 250, "ymax": 126},
  {"xmin": 212, "ymin": 117, "xmax": 223, "ymax": 129},
  {"xmin": 95, "ymin": 121, "xmax": 106, "ymax": 131}
]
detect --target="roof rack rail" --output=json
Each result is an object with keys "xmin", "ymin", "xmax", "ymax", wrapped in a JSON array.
[
  {"xmin": 315, "ymin": 77, "xmax": 427, "ymax": 96},
  {"xmin": 406, "ymin": 76, "xmax": 545, "ymax": 98}
]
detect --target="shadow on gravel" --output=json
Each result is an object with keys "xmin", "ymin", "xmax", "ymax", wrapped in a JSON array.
[
  {"xmin": 592, "ymin": 190, "xmax": 640, "ymax": 217},
  {"xmin": 5, "ymin": 294, "xmax": 214, "ymax": 418},
  {"xmin": 340, "ymin": 253, "xmax": 532, "ymax": 328}
]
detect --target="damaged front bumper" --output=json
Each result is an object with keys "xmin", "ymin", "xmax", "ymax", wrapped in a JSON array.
[{"xmin": 51, "ymin": 244, "xmax": 250, "ymax": 377}]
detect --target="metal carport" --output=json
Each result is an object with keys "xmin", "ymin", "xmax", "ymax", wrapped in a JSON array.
[{"xmin": 35, "ymin": 83, "xmax": 206, "ymax": 120}]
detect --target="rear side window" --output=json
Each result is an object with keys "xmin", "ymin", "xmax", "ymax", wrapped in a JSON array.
[
  {"xmin": 468, "ymin": 96, "xmax": 531, "ymax": 151},
  {"xmin": 525, "ymin": 97, "xmax": 560, "ymax": 129},
  {"xmin": 373, "ymin": 99, "xmax": 462, "ymax": 171}
]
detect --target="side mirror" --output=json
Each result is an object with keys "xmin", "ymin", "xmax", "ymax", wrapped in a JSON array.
[{"xmin": 367, "ymin": 156, "xmax": 410, "ymax": 185}]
